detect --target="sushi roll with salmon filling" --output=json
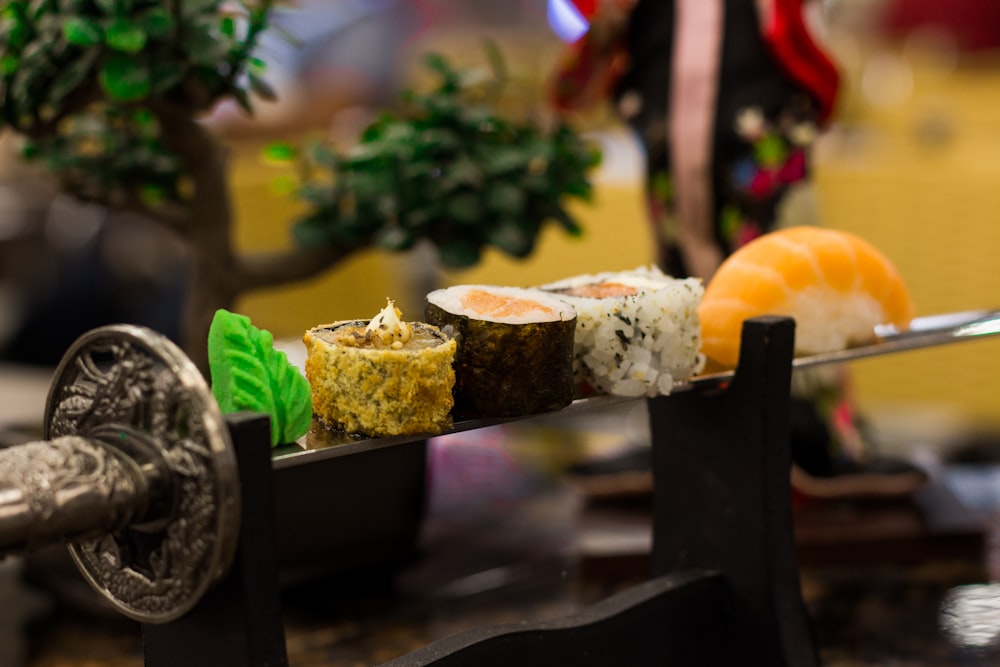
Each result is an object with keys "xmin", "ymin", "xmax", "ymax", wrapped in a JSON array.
[
  {"xmin": 304, "ymin": 299, "xmax": 457, "ymax": 437},
  {"xmin": 541, "ymin": 266, "xmax": 705, "ymax": 397},
  {"xmin": 698, "ymin": 226, "xmax": 914, "ymax": 367},
  {"xmin": 425, "ymin": 285, "xmax": 577, "ymax": 419}
]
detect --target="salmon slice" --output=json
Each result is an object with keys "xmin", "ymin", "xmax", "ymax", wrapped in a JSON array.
[
  {"xmin": 698, "ymin": 226, "xmax": 914, "ymax": 366},
  {"xmin": 461, "ymin": 289, "xmax": 555, "ymax": 319}
]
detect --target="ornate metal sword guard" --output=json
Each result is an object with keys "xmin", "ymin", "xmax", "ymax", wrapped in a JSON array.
[{"xmin": 0, "ymin": 325, "xmax": 241, "ymax": 624}]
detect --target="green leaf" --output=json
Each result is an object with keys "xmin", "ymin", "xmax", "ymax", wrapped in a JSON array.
[
  {"xmin": 296, "ymin": 183, "xmax": 335, "ymax": 207},
  {"xmin": 30, "ymin": 0, "xmax": 56, "ymax": 21},
  {"xmin": 150, "ymin": 61, "xmax": 183, "ymax": 94},
  {"xmin": 105, "ymin": 18, "xmax": 147, "ymax": 53},
  {"xmin": 262, "ymin": 141, "xmax": 297, "ymax": 164},
  {"xmin": 486, "ymin": 183, "xmax": 524, "ymax": 216},
  {"xmin": 208, "ymin": 309, "xmax": 313, "ymax": 447},
  {"xmin": 62, "ymin": 17, "xmax": 102, "ymax": 46},
  {"xmin": 131, "ymin": 107, "xmax": 155, "ymax": 127},
  {"xmin": 248, "ymin": 72, "xmax": 276, "ymax": 101},
  {"xmin": 140, "ymin": 7, "xmax": 173, "ymax": 39},
  {"xmin": 446, "ymin": 192, "xmax": 481, "ymax": 224},
  {"xmin": 19, "ymin": 140, "xmax": 38, "ymax": 159},
  {"xmin": 483, "ymin": 39, "xmax": 507, "ymax": 86},
  {"xmin": 0, "ymin": 54, "xmax": 19, "ymax": 76},
  {"xmin": 231, "ymin": 86, "xmax": 253, "ymax": 114},
  {"xmin": 46, "ymin": 53, "xmax": 94, "ymax": 105},
  {"xmin": 99, "ymin": 54, "xmax": 150, "ymax": 101},
  {"xmin": 304, "ymin": 141, "xmax": 337, "ymax": 168},
  {"xmin": 139, "ymin": 183, "xmax": 164, "ymax": 207},
  {"xmin": 182, "ymin": 19, "xmax": 228, "ymax": 66},
  {"xmin": 488, "ymin": 221, "xmax": 534, "ymax": 258},
  {"xmin": 549, "ymin": 206, "xmax": 584, "ymax": 237},
  {"xmin": 438, "ymin": 240, "xmax": 481, "ymax": 268},
  {"xmin": 423, "ymin": 52, "xmax": 460, "ymax": 92},
  {"xmin": 485, "ymin": 147, "xmax": 527, "ymax": 175},
  {"xmin": 441, "ymin": 156, "xmax": 480, "ymax": 189}
]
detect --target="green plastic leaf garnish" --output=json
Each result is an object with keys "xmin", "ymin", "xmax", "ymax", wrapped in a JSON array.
[{"xmin": 208, "ymin": 309, "xmax": 313, "ymax": 447}]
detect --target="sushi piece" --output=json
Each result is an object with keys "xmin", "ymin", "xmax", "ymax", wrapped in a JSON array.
[
  {"xmin": 540, "ymin": 266, "xmax": 705, "ymax": 397},
  {"xmin": 698, "ymin": 226, "xmax": 914, "ymax": 367},
  {"xmin": 304, "ymin": 299, "xmax": 457, "ymax": 437},
  {"xmin": 425, "ymin": 285, "xmax": 577, "ymax": 418}
]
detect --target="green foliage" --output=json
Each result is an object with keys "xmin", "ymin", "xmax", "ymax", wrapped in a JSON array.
[
  {"xmin": 0, "ymin": 0, "xmax": 275, "ymax": 206},
  {"xmin": 2, "ymin": 0, "xmax": 599, "ymax": 271},
  {"xmin": 208, "ymin": 309, "xmax": 313, "ymax": 447},
  {"xmin": 22, "ymin": 104, "xmax": 186, "ymax": 205},
  {"xmin": 0, "ymin": 0, "xmax": 272, "ymax": 117},
  {"xmin": 286, "ymin": 51, "xmax": 601, "ymax": 269}
]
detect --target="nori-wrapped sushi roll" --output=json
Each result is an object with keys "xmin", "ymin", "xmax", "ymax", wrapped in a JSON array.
[
  {"xmin": 425, "ymin": 285, "xmax": 577, "ymax": 419},
  {"xmin": 304, "ymin": 299, "xmax": 457, "ymax": 437}
]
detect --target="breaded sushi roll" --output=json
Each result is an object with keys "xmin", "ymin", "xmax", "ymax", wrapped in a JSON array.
[{"xmin": 304, "ymin": 299, "xmax": 457, "ymax": 436}]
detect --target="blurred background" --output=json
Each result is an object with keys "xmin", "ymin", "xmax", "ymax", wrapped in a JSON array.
[
  {"xmin": 3, "ymin": 1, "xmax": 1000, "ymax": 665},
  {"xmin": 2, "ymin": 0, "xmax": 1000, "ymax": 476}
]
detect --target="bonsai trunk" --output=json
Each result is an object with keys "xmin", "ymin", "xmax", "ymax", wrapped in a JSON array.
[
  {"xmin": 154, "ymin": 109, "xmax": 240, "ymax": 376},
  {"xmin": 182, "ymin": 195, "xmax": 240, "ymax": 377},
  {"xmin": 154, "ymin": 106, "xmax": 368, "ymax": 376}
]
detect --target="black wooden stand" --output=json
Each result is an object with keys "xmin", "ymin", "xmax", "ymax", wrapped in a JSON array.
[
  {"xmin": 141, "ymin": 316, "xmax": 814, "ymax": 666},
  {"xmin": 142, "ymin": 412, "xmax": 289, "ymax": 667},
  {"xmin": 650, "ymin": 315, "xmax": 816, "ymax": 666}
]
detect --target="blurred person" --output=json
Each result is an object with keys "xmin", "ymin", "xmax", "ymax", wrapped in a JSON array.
[
  {"xmin": 548, "ymin": 0, "xmax": 927, "ymax": 497},
  {"xmin": 550, "ymin": 0, "xmax": 838, "ymax": 279}
]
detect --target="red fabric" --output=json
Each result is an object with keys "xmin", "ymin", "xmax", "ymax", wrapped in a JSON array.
[
  {"xmin": 881, "ymin": 0, "xmax": 1000, "ymax": 52},
  {"xmin": 570, "ymin": 0, "xmax": 598, "ymax": 19},
  {"xmin": 549, "ymin": 0, "xmax": 841, "ymax": 122},
  {"xmin": 759, "ymin": 0, "xmax": 840, "ymax": 124}
]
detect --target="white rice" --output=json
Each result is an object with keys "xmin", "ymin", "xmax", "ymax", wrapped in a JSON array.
[{"xmin": 540, "ymin": 266, "xmax": 705, "ymax": 397}]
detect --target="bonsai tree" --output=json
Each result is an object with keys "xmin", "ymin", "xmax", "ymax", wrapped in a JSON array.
[{"xmin": 0, "ymin": 0, "xmax": 599, "ymax": 372}]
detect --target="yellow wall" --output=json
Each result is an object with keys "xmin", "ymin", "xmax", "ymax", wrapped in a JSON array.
[{"xmin": 813, "ymin": 51, "xmax": 1000, "ymax": 427}]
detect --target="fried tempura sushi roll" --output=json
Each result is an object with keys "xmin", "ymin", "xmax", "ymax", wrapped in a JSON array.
[{"xmin": 304, "ymin": 299, "xmax": 457, "ymax": 437}]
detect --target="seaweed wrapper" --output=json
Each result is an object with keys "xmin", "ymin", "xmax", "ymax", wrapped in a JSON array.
[{"xmin": 425, "ymin": 302, "xmax": 576, "ymax": 419}]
